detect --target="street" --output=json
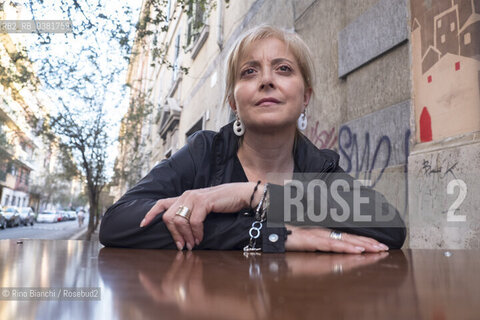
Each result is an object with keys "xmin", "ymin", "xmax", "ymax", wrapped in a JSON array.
[{"xmin": 0, "ymin": 218, "xmax": 89, "ymax": 240}]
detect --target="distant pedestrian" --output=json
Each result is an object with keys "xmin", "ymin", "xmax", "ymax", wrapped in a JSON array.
[{"xmin": 78, "ymin": 210, "xmax": 85, "ymax": 227}]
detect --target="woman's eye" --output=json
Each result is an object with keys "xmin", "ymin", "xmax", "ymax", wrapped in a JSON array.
[
  {"xmin": 240, "ymin": 68, "xmax": 255, "ymax": 76},
  {"xmin": 279, "ymin": 65, "xmax": 292, "ymax": 72}
]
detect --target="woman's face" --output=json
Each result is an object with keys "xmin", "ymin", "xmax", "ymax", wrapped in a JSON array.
[{"xmin": 231, "ymin": 37, "xmax": 311, "ymax": 133}]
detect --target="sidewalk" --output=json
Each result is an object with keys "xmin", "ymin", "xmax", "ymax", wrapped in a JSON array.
[{"xmin": 70, "ymin": 223, "xmax": 100, "ymax": 241}]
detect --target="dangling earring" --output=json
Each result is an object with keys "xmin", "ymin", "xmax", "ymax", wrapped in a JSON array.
[
  {"xmin": 298, "ymin": 109, "xmax": 307, "ymax": 131},
  {"xmin": 233, "ymin": 113, "xmax": 245, "ymax": 136}
]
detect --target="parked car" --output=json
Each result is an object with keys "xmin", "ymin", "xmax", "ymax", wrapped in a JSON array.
[
  {"xmin": 58, "ymin": 211, "xmax": 69, "ymax": 222},
  {"xmin": 0, "ymin": 210, "xmax": 7, "ymax": 229},
  {"xmin": 3, "ymin": 207, "xmax": 22, "ymax": 227},
  {"xmin": 36, "ymin": 211, "xmax": 58, "ymax": 223},
  {"xmin": 19, "ymin": 207, "xmax": 35, "ymax": 226},
  {"xmin": 65, "ymin": 211, "xmax": 77, "ymax": 221}
]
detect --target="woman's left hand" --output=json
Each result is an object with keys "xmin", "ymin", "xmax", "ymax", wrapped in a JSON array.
[{"xmin": 140, "ymin": 182, "xmax": 263, "ymax": 251}]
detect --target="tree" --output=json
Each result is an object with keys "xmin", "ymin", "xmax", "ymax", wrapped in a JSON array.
[
  {"xmin": 22, "ymin": 0, "xmax": 140, "ymax": 238},
  {"xmin": 45, "ymin": 105, "xmax": 110, "ymax": 235},
  {"xmin": 112, "ymin": 89, "xmax": 155, "ymax": 195},
  {"xmin": 28, "ymin": 142, "xmax": 83, "ymax": 211}
]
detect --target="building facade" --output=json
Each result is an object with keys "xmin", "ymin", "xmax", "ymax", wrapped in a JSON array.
[{"xmin": 0, "ymin": 33, "xmax": 37, "ymax": 209}]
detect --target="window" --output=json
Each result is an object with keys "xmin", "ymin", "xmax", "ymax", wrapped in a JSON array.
[
  {"xmin": 4, "ymin": 195, "xmax": 9, "ymax": 207},
  {"xmin": 166, "ymin": 0, "xmax": 172, "ymax": 22},
  {"xmin": 9, "ymin": 163, "xmax": 16, "ymax": 176},
  {"xmin": 172, "ymin": 33, "xmax": 180, "ymax": 83},
  {"xmin": 186, "ymin": 118, "xmax": 204, "ymax": 138},
  {"xmin": 464, "ymin": 32, "xmax": 471, "ymax": 45},
  {"xmin": 11, "ymin": 196, "xmax": 16, "ymax": 206},
  {"xmin": 186, "ymin": 2, "xmax": 207, "ymax": 47}
]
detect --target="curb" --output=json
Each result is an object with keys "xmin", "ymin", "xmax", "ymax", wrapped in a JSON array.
[
  {"xmin": 70, "ymin": 227, "xmax": 88, "ymax": 240},
  {"xmin": 70, "ymin": 223, "xmax": 101, "ymax": 241}
]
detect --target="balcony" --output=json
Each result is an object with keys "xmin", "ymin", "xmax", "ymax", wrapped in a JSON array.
[{"xmin": 15, "ymin": 148, "xmax": 35, "ymax": 171}]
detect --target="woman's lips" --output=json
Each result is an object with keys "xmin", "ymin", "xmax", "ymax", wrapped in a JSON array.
[
  {"xmin": 255, "ymin": 98, "xmax": 281, "ymax": 106},
  {"xmin": 257, "ymin": 101, "xmax": 279, "ymax": 106}
]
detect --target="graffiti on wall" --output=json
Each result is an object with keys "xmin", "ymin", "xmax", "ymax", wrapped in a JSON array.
[
  {"xmin": 336, "ymin": 101, "xmax": 411, "ymax": 216},
  {"xmin": 304, "ymin": 101, "xmax": 411, "ymax": 188},
  {"xmin": 422, "ymin": 159, "xmax": 458, "ymax": 179},
  {"xmin": 305, "ymin": 119, "xmax": 337, "ymax": 150},
  {"xmin": 338, "ymin": 126, "xmax": 411, "ymax": 187},
  {"xmin": 411, "ymin": 0, "xmax": 480, "ymax": 142}
]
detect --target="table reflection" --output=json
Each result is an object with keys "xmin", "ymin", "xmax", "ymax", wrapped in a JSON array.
[
  {"xmin": 1, "ymin": 239, "xmax": 479, "ymax": 320},
  {"xmin": 98, "ymin": 249, "xmax": 404, "ymax": 319},
  {"xmin": 0, "ymin": 240, "xmax": 105, "ymax": 320}
]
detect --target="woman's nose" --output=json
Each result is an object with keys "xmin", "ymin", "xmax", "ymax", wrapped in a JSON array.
[{"xmin": 259, "ymin": 70, "xmax": 275, "ymax": 90}]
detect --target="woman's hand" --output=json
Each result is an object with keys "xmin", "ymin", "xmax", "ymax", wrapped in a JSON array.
[
  {"xmin": 285, "ymin": 225, "xmax": 389, "ymax": 253},
  {"xmin": 140, "ymin": 182, "xmax": 263, "ymax": 251}
]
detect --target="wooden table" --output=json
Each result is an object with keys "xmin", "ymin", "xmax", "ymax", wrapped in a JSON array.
[{"xmin": 0, "ymin": 239, "xmax": 479, "ymax": 319}]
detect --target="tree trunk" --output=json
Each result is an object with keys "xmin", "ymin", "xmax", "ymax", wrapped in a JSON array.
[
  {"xmin": 94, "ymin": 209, "xmax": 100, "ymax": 230},
  {"xmin": 87, "ymin": 193, "xmax": 97, "ymax": 241}
]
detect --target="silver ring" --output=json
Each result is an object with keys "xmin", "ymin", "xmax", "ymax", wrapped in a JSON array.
[
  {"xmin": 175, "ymin": 206, "xmax": 191, "ymax": 221},
  {"xmin": 330, "ymin": 230, "xmax": 342, "ymax": 241}
]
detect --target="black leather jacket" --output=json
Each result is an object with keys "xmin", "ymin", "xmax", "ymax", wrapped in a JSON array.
[{"xmin": 100, "ymin": 122, "xmax": 406, "ymax": 252}]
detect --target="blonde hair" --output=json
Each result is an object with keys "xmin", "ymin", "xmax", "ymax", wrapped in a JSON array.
[{"xmin": 223, "ymin": 25, "xmax": 315, "ymax": 108}]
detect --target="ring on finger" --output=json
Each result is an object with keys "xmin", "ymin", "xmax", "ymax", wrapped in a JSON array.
[
  {"xmin": 175, "ymin": 205, "xmax": 191, "ymax": 221},
  {"xmin": 330, "ymin": 230, "xmax": 343, "ymax": 241}
]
